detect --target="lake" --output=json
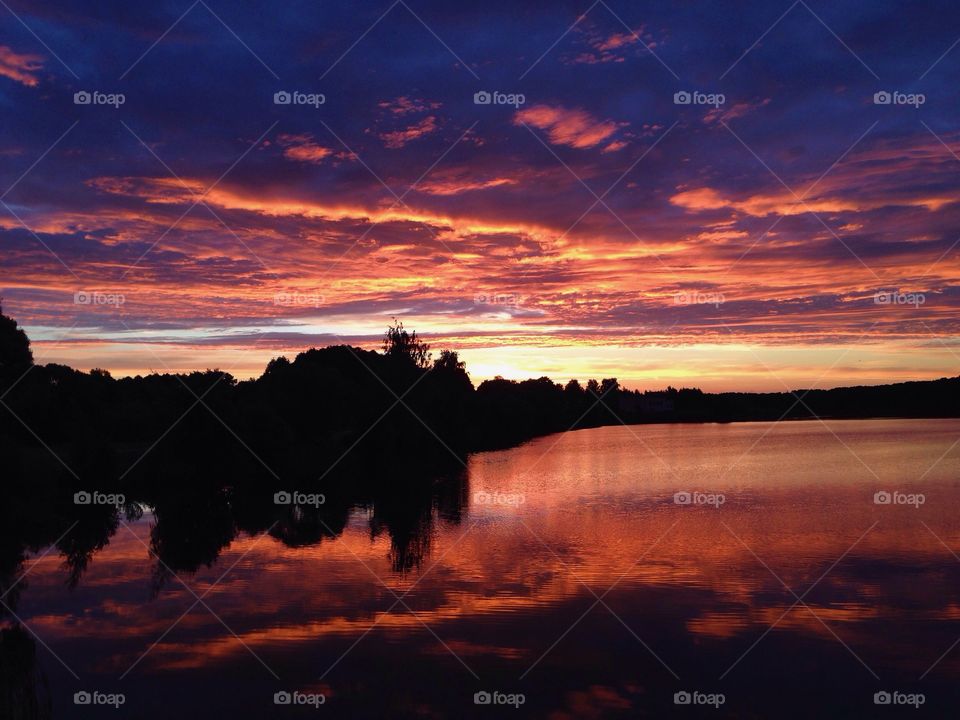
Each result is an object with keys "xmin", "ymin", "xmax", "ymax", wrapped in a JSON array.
[{"xmin": 4, "ymin": 419, "xmax": 960, "ymax": 717}]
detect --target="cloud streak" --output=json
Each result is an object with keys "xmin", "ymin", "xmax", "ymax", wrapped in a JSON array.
[{"xmin": 0, "ymin": 45, "xmax": 44, "ymax": 86}]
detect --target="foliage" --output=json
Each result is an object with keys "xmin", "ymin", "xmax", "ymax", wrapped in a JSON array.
[{"xmin": 383, "ymin": 319, "xmax": 431, "ymax": 369}]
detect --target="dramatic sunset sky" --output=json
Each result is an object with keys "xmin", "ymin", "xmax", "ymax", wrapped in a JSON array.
[{"xmin": 1, "ymin": 0, "xmax": 958, "ymax": 390}]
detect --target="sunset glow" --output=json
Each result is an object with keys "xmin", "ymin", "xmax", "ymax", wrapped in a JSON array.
[{"xmin": 1, "ymin": 2, "xmax": 958, "ymax": 389}]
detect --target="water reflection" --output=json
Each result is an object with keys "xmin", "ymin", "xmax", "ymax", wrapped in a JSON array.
[{"xmin": 2, "ymin": 419, "xmax": 960, "ymax": 717}]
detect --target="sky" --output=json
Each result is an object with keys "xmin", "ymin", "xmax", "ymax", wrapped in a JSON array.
[{"xmin": 0, "ymin": 0, "xmax": 958, "ymax": 391}]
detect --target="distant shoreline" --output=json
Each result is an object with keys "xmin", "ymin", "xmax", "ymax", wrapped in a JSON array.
[{"xmin": 490, "ymin": 414, "xmax": 957, "ymax": 449}]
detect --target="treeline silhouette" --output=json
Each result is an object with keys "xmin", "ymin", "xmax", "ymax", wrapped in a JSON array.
[{"xmin": 2, "ymin": 307, "xmax": 959, "ymax": 492}]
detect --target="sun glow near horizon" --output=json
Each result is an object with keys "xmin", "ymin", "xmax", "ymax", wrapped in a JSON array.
[{"xmin": 24, "ymin": 327, "xmax": 960, "ymax": 393}]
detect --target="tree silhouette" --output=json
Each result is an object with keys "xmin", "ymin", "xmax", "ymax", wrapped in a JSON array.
[
  {"xmin": 433, "ymin": 349, "xmax": 465, "ymax": 373},
  {"xmin": 0, "ymin": 304, "xmax": 33, "ymax": 378},
  {"xmin": 383, "ymin": 319, "xmax": 431, "ymax": 368},
  {"xmin": 0, "ymin": 625, "xmax": 51, "ymax": 720}
]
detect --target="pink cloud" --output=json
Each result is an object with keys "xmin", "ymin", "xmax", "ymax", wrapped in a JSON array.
[
  {"xmin": 567, "ymin": 25, "xmax": 658, "ymax": 64},
  {"xmin": 670, "ymin": 187, "xmax": 727, "ymax": 211},
  {"xmin": 0, "ymin": 46, "xmax": 44, "ymax": 87},
  {"xmin": 597, "ymin": 31, "xmax": 642, "ymax": 52},
  {"xmin": 602, "ymin": 140, "xmax": 628, "ymax": 153},
  {"xmin": 378, "ymin": 96, "xmax": 441, "ymax": 116},
  {"xmin": 670, "ymin": 181, "xmax": 955, "ymax": 218},
  {"xmin": 417, "ymin": 175, "xmax": 517, "ymax": 196},
  {"xmin": 514, "ymin": 105, "xmax": 622, "ymax": 150},
  {"xmin": 277, "ymin": 134, "xmax": 348, "ymax": 164},
  {"xmin": 380, "ymin": 116, "xmax": 439, "ymax": 149}
]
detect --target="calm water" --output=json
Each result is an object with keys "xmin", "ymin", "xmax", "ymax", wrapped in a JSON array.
[{"xmin": 5, "ymin": 419, "xmax": 960, "ymax": 718}]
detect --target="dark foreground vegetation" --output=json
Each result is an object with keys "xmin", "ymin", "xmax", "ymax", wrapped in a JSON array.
[{"xmin": 2, "ymin": 307, "xmax": 959, "ymax": 491}]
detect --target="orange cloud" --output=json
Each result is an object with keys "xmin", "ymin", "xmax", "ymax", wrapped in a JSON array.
[
  {"xmin": 597, "ymin": 31, "xmax": 642, "ymax": 52},
  {"xmin": 86, "ymin": 176, "xmax": 205, "ymax": 203},
  {"xmin": 0, "ymin": 45, "xmax": 44, "ymax": 87},
  {"xmin": 601, "ymin": 140, "xmax": 628, "ymax": 153},
  {"xmin": 380, "ymin": 116, "xmax": 439, "ymax": 149},
  {"xmin": 568, "ymin": 24, "xmax": 658, "ymax": 65},
  {"xmin": 670, "ymin": 186, "xmax": 954, "ymax": 217},
  {"xmin": 514, "ymin": 105, "xmax": 622, "ymax": 150},
  {"xmin": 417, "ymin": 175, "xmax": 517, "ymax": 196},
  {"xmin": 670, "ymin": 187, "xmax": 727, "ymax": 211},
  {"xmin": 277, "ymin": 133, "xmax": 339, "ymax": 164},
  {"xmin": 378, "ymin": 96, "xmax": 441, "ymax": 116}
]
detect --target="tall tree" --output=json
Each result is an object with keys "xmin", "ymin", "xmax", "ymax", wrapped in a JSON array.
[
  {"xmin": 383, "ymin": 320, "xmax": 431, "ymax": 369},
  {"xmin": 0, "ymin": 304, "xmax": 33, "ymax": 377}
]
